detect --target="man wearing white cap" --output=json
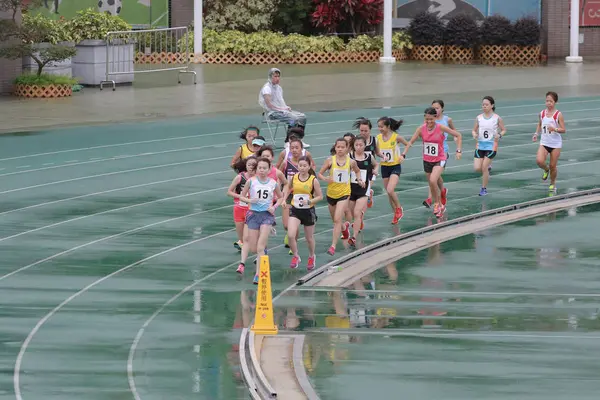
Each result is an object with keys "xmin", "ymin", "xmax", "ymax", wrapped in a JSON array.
[{"xmin": 259, "ymin": 68, "xmax": 310, "ymax": 148}]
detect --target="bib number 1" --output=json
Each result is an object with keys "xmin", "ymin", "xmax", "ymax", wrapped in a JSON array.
[
  {"xmin": 333, "ymin": 169, "xmax": 349, "ymax": 183},
  {"xmin": 351, "ymin": 169, "xmax": 367, "ymax": 183}
]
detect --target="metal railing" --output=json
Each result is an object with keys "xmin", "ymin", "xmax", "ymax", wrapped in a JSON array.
[
  {"xmin": 296, "ymin": 187, "xmax": 600, "ymax": 286},
  {"xmin": 100, "ymin": 27, "xmax": 196, "ymax": 91}
]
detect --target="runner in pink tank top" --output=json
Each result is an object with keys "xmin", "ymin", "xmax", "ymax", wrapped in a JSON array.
[{"xmin": 403, "ymin": 107, "xmax": 463, "ymax": 218}]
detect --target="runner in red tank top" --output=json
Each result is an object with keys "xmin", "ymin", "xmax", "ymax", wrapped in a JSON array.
[{"xmin": 403, "ymin": 107, "xmax": 463, "ymax": 218}]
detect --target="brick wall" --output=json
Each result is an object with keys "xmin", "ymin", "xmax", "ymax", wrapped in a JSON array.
[
  {"xmin": 0, "ymin": 8, "xmax": 22, "ymax": 95},
  {"xmin": 170, "ymin": 0, "xmax": 193, "ymax": 28},
  {"xmin": 543, "ymin": 0, "xmax": 600, "ymax": 58}
]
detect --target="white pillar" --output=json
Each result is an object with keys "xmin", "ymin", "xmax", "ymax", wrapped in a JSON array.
[
  {"xmin": 566, "ymin": 0, "xmax": 583, "ymax": 62},
  {"xmin": 379, "ymin": 0, "xmax": 396, "ymax": 63},
  {"xmin": 193, "ymin": 0, "xmax": 203, "ymax": 55}
]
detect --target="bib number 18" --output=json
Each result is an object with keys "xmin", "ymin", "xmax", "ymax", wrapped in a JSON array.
[{"xmin": 423, "ymin": 142, "xmax": 438, "ymax": 156}]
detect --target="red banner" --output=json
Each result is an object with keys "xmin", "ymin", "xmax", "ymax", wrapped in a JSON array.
[{"xmin": 581, "ymin": 0, "xmax": 600, "ymax": 27}]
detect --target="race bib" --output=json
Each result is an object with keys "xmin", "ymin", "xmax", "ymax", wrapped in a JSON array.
[
  {"xmin": 423, "ymin": 142, "xmax": 438, "ymax": 157},
  {"xmin": 293, "ymin": 194, "xmax": 310, "ymax": 209},
  {"xmin": 350, "ymin": 169, "xmax": 367, "ymax": 183},
  {"xmin": 478, "ymin": 129, "xmax": 492, "ymax": 141},
  {"xmin": 333, "ymin": 168, "xmax": 349, "ymax": 183},
  {"xmin": 542, "ymin": 125, "xmax": 554, "ymax": 134},
  {"xmin": 238, "ymin": 199, "xmax": 248, "ymax": 207},
  {"xmin": 381, "ymin": 149, "xmax": 393, "ymax": 162}
]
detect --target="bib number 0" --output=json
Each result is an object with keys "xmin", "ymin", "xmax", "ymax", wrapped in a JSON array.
[
  {"xmin": 333, "ymin": 169, "xmax": 349, "ymax": 183},
  {"xmin": 350, "ymin": 169, "xmax": 367, "ymax": 184},
  {"xmin": 423, "ymin": 142, "xmax": 438, "ymax": 157}
]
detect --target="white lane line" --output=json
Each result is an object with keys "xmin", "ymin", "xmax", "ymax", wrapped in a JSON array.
[
  {"xmin": 42, "ymin": 163, "xmax": 54, "ymax": 166},
  {"xmin": 2, "ymin": 133, "xmax": 598, "ymax": 241},
  {"xmin": 1, "ymin": 108, "xmax": 598, "ymax": 178},
  {"xmin": 2, "ymin": 98, "xmax": 599, "ymax": 162},
  {"xmin": 15, "ymin": 166, "xmax": 30, "ymax": 169},
  {"xmin": 125, "ymin": 169, "xmax": 600, "ymax": 400},
  {"xmin": 0, "ymin": 115, "xmax": 596, "ymax": 196}
]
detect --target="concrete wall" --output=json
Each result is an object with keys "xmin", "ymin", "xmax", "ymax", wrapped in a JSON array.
[
  {"xmin": 543, "ymin": 0, "xmax": 600, "ymax": 58},
  {"xmin": 0, "ymin": 9, "xmax": 22, "ymax": 95}
]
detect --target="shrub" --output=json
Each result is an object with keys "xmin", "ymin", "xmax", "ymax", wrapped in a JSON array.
[
  {"xmin": 311, "ymin": 0, "xmax": 383, "ymax": 35},
  {"xmin": 15, "ymin": 73, "xmax": 78, "ymax": 86},
  {"xmin": 66, "ymin": 8, "xmax": 131, "ymax": 43},
  {"xmin": 407, "ymin": 11, "xmax": 445, "ymax": 46},
  {"xmin": 479, "ymin": 15, "xmax": 512, "ymax": 46},
  {"xmin": 444, "ymin": 13, "xmax": 478, "ymax": 48},
  {"xmin": 511, "ymin": 16, "xmax": 541, "ymax": 46},
  {"xmin": 346, "ymin": 32, "xmax": 412, "ymax": 52},
  {"xmin": 204, "ymin": 0, "xmax": 279, "ymax": 33}
]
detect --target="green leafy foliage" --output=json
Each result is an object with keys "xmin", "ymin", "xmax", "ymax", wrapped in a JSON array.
[
  {"xmin": 0, "ymin": 0, "xmax": 43, "ymax": 21},
  {"xmin": 65, "ymin": 8, "xmax": 131, "ymax": 43},
  {"xmin": 444, "ymin": 13, "xmax": 479, "ymax": 48},
  {"xmin": 204, "ymin": 0, "xmax": 280, "ymax": 33},
  {"xmin": 479, "ymin": 15, "xmax": 512, "ymax": 46},
  {"xmin": 0, "ymin": 13, "xmax": 76, "ymax": 76},
  {"xmin": 14, "ymin": 72, "xmax": 78, "ymax": 86},
  {"xmin": 178, "ymin": 29, "xmax": 411, "ymax": 57},
  {"xmin": 272, "ymin": 0, "xmax": 315, "ymax": 35},
  {"xmin": 512, "ymin": 16, "xmax": 540, "ymax": 46},
  {"xmin": 408, "ymin": 11, "xmax": 445, "ymax": 46}
]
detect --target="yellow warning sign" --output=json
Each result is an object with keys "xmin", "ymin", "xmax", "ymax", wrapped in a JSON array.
[{"xmin": 251, "ymin": 255, "xmax": 278, "ymax": 335}]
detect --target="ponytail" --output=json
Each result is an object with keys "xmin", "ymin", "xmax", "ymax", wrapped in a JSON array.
[{"xmin": 377, "ymin": 116, "xmax": 404, "ymax": 132}]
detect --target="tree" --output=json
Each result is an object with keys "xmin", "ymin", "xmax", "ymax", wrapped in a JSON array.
[
  {"xmin": 0, "ymin": 0, "xmax": 43, "ymax": 22},
  {"xmin": 311, "ymin": 0, "xmax": 383, "ymax": 36},
  {"xmin": 0, "ymin": 13, "xmax": 76, "ymax": 76}
]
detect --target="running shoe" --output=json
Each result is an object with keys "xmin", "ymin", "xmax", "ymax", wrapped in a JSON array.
[
  {"xmin": 327, "ymin": 246, "xmax": 336, "ymax": 256},
  {"xmin": 479, "ymin": 187, "xmax": 487, "ymax": 196},
  {"xmin": 270, "ymin": 226, "xmax": 277, "ymax": 236},
  {"xmin": 236, "ymin": 263, "xmax": 245, "ymax": 274},
  {"xmin": 233, "ymin": 241, "xmax": 243, "ymax": 251},
  {"xmin": 542, "ymin": 170, "xmax": 549, "ymax": 181},
  {"xmin": 307, "ymin": 256, "xmax": 316, "ymax": 271},
  {"xmin": 253, "ymin": 274, "xmax": 259, "ymax": 284},
  {"xmin": 435, "ymin": 204, "xmax": 446, "ymax": 218},
  {"xmin": 433, "ymin": 203, "xmax": 440, "ymax": 215},
  {"xmin": 341, "ymin": 221, "xmax": 351, "ymax": 240},
  {"xmin": 392, "ymin": 207, "xmax": 404, "ymax": 224},
  {"xmin": 367, "ymin": 189, "xmax": 374, "ymax": 208},
  {"xmin": 302, "ymin": 141, "xmax": 311, "ymax": 148},
  {"xmin": 441, "ymin": 188, "xmax": 448, "ymax": 206},
  {"xmin": 348, "ymin": 237, "xmax": 356, "ymax": 248},
  {"xmin": 284, "ymin": 233, "xmax": 289, "ymax": 248},
  {"xmin": 290, "ymin": 255, "xmax": 301, "ymax": 269},
  {"xmin": 549, "ymin": 184, "xmax": 556, "ymax": 193},
  {"xmin": 288, "ymin": 249, "xmax": 293, "ymax": 255},
  {"xmin": 488, "ymin": 163, "xmax": 492, "ymax": 172},
  {"xmin": 422, "ymin": 198, "xmax": 432, "ymax": 208}
]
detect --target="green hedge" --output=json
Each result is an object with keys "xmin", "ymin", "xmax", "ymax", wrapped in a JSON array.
[{"xmin": 177, "ymin": 29, "xmax": 413, "ymax": 58}]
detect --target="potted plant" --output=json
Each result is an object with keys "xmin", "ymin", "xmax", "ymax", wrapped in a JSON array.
[
  {"xmin": 20, "ymin": 14, "xmax": 75, "ymax": 77},
  {"xmin": 511, "ymin": 16, "xmax": 541, "ymax": 66},
  {"xmin": 66, "ymin": 8, "xmax": 132, "ymax": 86},
  {"xmin": 13, "ymin": 72, "xmax": 78, "ymax": 98},
  {"xmin": 444, "ymin": 13, "xmax": 478, "ymax": 64},
  {"xmin": 478, "ymin": 15, "xmax": 513, "ymax": 66},
  {"xmin": 407, "ymin": 11, "xmax": 445, "ymax": 62}
]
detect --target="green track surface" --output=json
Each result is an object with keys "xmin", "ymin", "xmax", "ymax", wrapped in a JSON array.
[{"xmin": 1, "ymin": 96, "xmax": 599, "ymax": 399}]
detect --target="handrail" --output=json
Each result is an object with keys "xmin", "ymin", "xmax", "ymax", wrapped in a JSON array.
[
  {"xmin": 297, "ymin": 187, "xmax": 600, "ymax": 286},
  {"xmin": 239, "ymin": 328, "xmax": 262, "ymax": 400}
]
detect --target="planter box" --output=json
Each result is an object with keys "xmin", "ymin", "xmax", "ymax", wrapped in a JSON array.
[
  {"xmin": 72, "ymin": 39, "xmax": 134, "ymax": 86},
  {"xmin": 14, "ymin": 83, "xmax": 72, "ymax": 98},
  {"xmin": 445, "ymin": 46, "xmax": 474, "ymax": 64},
  {"xmin": 22, "ymin": 43, "xmax": 73, "ymax": 77},
  {"xmin": 512, "ymin": 45, "xmax": 541, "ymax": 66},
  {"xmin": 479, "ymin": 45, "xmax": 513, "ymax": 66}
]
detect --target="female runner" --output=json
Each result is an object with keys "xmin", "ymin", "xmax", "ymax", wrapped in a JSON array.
[
  {"xmin": 403, "ymin": 107, "xmax": 463, "ymax": 218},
  {"xmin": 318, "ymin": 138, "xmax": 365, "ymax": 256},
  {"xmin": 533, "ymin": 91, "xmax": 565, "ymax": 193},
  {"xmin": 257, "ymin": 145, "xmax": 287, "ymax": 238},
  {"xmin": 230, "ymin": 126, "xmax": 263, "ymax": 169},
  {"xmin": 353, "ymin": 117, "xmax": 377, "ymax": 208},
  {"xmin": 282, "ymin": 156, "xmax": 323, "ymax": 271},
  {"xmin": 227, "ymin": 156, "xmax": 257, "ymax": 251},
  {"xmin": 275, "ymin": 134, "xmax": 315, "ymax": 170},
  {"xmin": 423, "ymin": 100, "xmax": 456, "ymax": 208},
  {"xmin": 236, "ymin": 157, "xmax": 284, "ymax": 284},
  {"xmin": 376, "ymin": 117, "xmax": 409, "ymax": 224},
  {"xmin": 472, "ymin": 96, "xmax": 506, "ymax": 196},
  {"xmin": 280, "ymin": 137, "xmax": 316, "ymax": 251},
  {"xmin": 347, "ymin": 136, "xmax": 377, "ymax": 246}
]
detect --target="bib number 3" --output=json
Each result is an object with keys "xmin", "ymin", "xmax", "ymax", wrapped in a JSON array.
[
  {"xmin": 293, "ymin": 194, "xmax": 310, "ymax": 209},
  {"xmin": 423, "ymin": 142, "xmax": 438, "ymax": 157}
]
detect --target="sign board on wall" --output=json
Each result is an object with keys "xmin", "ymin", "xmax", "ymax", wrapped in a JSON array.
[
  {"xmin": 28, "ymin": 0, "xmax": 168, "ymax": 28},
  {"xmin": 393, "ymin": 0, "xmax": 541, "ymax": 28},
  {"xmin": 580, "ymin": 0, "xmax": 600, "ymax": 27}
]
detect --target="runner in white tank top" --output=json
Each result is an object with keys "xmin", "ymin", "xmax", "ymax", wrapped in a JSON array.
[{"xmin": 532, "ymin": 91, "xmax": 566, "ymax": 193}]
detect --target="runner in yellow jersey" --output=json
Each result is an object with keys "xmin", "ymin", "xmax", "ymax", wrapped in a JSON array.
[
  {"xmin": 318, "ymin": 138, "xmax": 364, "ymax": 256},
  {"xmin": 375, "ymin": 117, "xmax": 409, "ymax": 224},
  {"xmin": 230, "ymin": 126, "xmax": 264, "ymax": 169},
  {"xmin": 282, "ymin": 156, "xmax": 323, "ymax": 271}
]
